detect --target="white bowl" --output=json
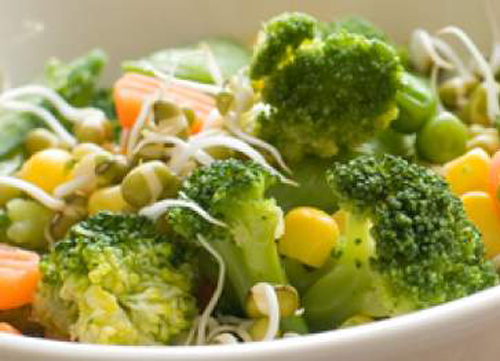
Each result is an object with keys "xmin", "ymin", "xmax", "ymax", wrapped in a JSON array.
[{"xmin": 1, "ymin": 1, "xmax": 500, "ymax": 360}]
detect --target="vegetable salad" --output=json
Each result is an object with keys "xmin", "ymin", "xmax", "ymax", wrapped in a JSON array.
[{"xmin": 1, "ymin": 11, "xmax": 500, "ymax": 346}]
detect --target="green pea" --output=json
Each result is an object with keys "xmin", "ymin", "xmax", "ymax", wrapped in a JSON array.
[
  {"xmin": 134, "ymin": 143, "xmax": 166, "ymax": 162},
  {"xmin": 74, "ymin": 117, "xmax": 113, "ymax": 145},
  {"xmin": 392, "ymin": 72, "xmax": 437, "ymax": 134},
  {"xmin": 416, "ymin": 112, "xmax": 468, "ymax": 164},
  {"xmin": 0, "ymin": 209, "xmax": 11, "ymax": 243},
  {"xmin": 6, "ymin": 198, "xmax": 53, "ymax": 250},
  {"xmin": 94, "ymin": 154, "xmax": 129, "ymax": 186},
  {"xmin": 0, "ymin": 184, "xmax": 22, "ymax": 207},
  {"xmin": 120, "ymin": 161, "xmax": 180, "ymax": 208},
  {"xmin": 462, "ymin": 85, "xmax": 491, "ymax": 126},
  {"xmin": 249, "ymin": 318, "xmax": 271, "ymax": 341},
  {"xmin": 24, "ymin": 128, "xmax": 60, "ymax": 155},
  {"xmin": 246, "ymin": 285, "xmax": 299, "ymax": 318},
  {"xmin": 439, "ymin": 76, "xmax": 478, "ymax": 110},
  {"xmin": 154, "ymin": 100, "xmax": 181, "ymax": 120}
]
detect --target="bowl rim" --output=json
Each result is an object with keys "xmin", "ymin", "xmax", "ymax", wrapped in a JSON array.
[{"xmin": 1, "ymin": 283, "xmax": 500, "ymax": 359}]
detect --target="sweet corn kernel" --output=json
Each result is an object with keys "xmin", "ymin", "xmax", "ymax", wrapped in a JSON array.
[
  {"xmin": 443, "ymin": 148, "xmax": 491, "ymax": 195},
  {"xmin": 279, "ymin": 207, "xmax": 339, "ymax": 268},
  {"xmin": 20, "ymin": 149, "xmax": 72, "ymax": 193},
  {"xmin": 461, "ymin": 191, "xmax": 500, "ymax": 259}
]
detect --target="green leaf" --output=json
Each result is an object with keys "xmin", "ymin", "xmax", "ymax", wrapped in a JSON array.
[
  {"xmin": 44, "ymin": 48, "xmax": 108, "ymax": 107},
  {"xmin": 0, "ymin": 111, "xmax": 39, "ymax": 158},
  {"xmin": 0, "ymin": 149, "xmax": 24, "ymax": 175},
  {"xmin": 123, "ymin": 38, "xmax": 251, "ymax": 84}
]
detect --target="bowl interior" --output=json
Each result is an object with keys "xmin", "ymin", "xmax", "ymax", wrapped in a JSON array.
[{"xmin": 1, "ymin": 0, "xmax": 500, "ymax": 360}]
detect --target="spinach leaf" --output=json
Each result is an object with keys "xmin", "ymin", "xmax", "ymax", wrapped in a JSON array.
[{"xmin": 123, "ymin": 38, "xmax": 251, "ymax": 84}]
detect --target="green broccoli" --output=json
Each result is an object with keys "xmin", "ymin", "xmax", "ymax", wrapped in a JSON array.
[
  {"xmin": 249, "ymin": 12, "xmax": 403, "ymax": 162},
  {"xmin": 168, "ymin": 159, "xmax": 286, "ymax": 308},
  {"xmin": 303, "ymin": 155, "xmax": 499, "ymax": 331},
  {"xmin": 33, "ymin": 212, "xmax": 197, "ymax": 345}
]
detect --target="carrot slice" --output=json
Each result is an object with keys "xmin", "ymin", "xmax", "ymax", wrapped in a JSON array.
[
  {"xmin": 0, "ymin": 322, "xmax": 21, "ymax": 335},
  {"xmin": 113, "ymin": 73, "xmax": 215, "ymax": 132},
  {"xmin": 0, "ymin": 244, "xmax": 41, "ymax": 310}
]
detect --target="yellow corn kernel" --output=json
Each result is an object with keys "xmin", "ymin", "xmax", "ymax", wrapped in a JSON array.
[
  {"xmin": 443, "ymin": 148, "xmax": 491, "ymax": 195},
  {"xmin": 461, "ymin": 191, "xmax": 500, "ymax": 259},
  {"xmin": 88, "ymin": 185, "xmax": 130, "ymax": 215},
  {"xmin": 279, "ymin": 207, "xmax": 339, "ymax": 268},
  {"xmin": 20, "ymin": 149, "xmax": 72, "ymax": 193},
  {"xmin": 332, "ymin": 209, "xmax": 348, "ymax": 234}
]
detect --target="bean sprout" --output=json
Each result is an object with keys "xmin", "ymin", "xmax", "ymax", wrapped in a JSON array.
[
  {"xmin": 0, "ymin": 176, "xmax": 65, "ymax": 211},
  {"xmin": 196, "ymin": 235, "xmax": 226, "ymax": 345},
  {"xmin": 126, "ymin": 93, "xmax": 158, "ymax": 159},
  {"xmin": 200, "ymin": 43, "xmax": 224, "ymax": 87},
  {"xmin": 438, "ymin": 26, "xmax": 500, "ymax": 121},
  {"xmin": 250, "ymin": 283, "xmax": 280, "ymax": 341},
  {"xmin": 0, "ymin": 85, "xmax": 105, "ymax": 124},
  {"xmin": 169, "ymin": 134, "xmax": 296, "ymax": 185},
  {"xmin": 0, "ymin": 100, "xmax": 77, "ymax": 146},
  {"xmin": 139, "ymin": 198, "xmax": 227, "ymax": 227}
]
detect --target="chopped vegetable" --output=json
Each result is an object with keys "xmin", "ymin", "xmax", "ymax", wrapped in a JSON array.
[
  {"xmin": 249, "ymin": 12, "xmax": 403, "ymax": 162},
  {"xmin": 20, "ymin": 148, "xmax": 72, "ymax": 193},
  {"xmin": 88, "ymin": 185, "xmax": 130, "ymax": 215},
  {"xmin": 113, "ymin": 72, "xmax": 215, "ymax": 130},
  {"xmin": 123, "ymin": 38, "xmax": 251, "ymax": 84},
  {"xmin": 5, "ymin": 199, "xmax": 53, "ymax": 251},
  {"xmin": 303, "ymin": 155, "xmax": 498, "ymax": 330},
  {"xmin": 33, "ymin": 213, "xmax": 197, "ymax": 344},
  {"xmin": 168, "ymin": 159, "xmax": 288, "ymax": 308},
  {"xmin": 44, "ymin": 49, "xmax": 107, "ymax": 107},
  {"xmin": 443, "ymin": 147, "xmax": 491, "ymax": 195},
  {"xmin": 462, "ymin": 191, "xmax": 500, "ymax": 259},
  {"xmin": 278, "ymin": 207, "xmax": 339, "ymax": 268},
  {"xmin": 392, "ymin": 72, "xmax": 437, "ymax": 134},
  {"xmin": 0, "ymin": 322, "xmax": 21, "ymax": 335},
  {"xmin": 0, "ymin": 244, "xmax": 40, "ymax": 310},
  {"xmin": 416, "ymin": 111, "xmax": 468, "ymax": 164}
]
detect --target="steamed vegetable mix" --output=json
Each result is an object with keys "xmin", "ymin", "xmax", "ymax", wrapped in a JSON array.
[{"xmin": 0, "ymin": 10, "xmax": 500, "ymax": 347}]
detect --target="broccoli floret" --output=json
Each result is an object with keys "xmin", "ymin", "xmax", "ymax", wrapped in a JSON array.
[
  {"xmin": 303, "ymin": 155, "xmax": 499, "ymax": 330},
  {"xmin": 249, "ymin": 12, "xmax": 403, "ymax": 162},
  {"xmin": 33, "ymin": 212, "xmax": 197, "ymax": 345},
  {"xmin": 250, "ymin": 12, "xmax": 316, "ymax": 80},
  {"xmin": 168, "ymin": 159, "xmax": 287, "ymax": 308}
]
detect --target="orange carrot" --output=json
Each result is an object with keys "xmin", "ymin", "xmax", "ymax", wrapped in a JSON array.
[
  {"xmin": 489, "ymin": 150, "xmax": 500, "ymax": 214},
  {"xmin": 113, "ymin": 73, "xmax": 215, "ymax": 133},
  {"xmin": 0, "ymin": 244, "xmax": 41, "ymax": 310},
  {"xmin": 0, "ymin": 322, "xmax": 21, "ymax": 335}
]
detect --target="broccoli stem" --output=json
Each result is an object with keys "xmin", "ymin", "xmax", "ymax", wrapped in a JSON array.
[
  {"xmin": 303, "ymin": 213, "xmax": 374, "ymax": 330},
  {"xmin": 216, "ymin": 200, "xmax": 289, "ymax": 309},
  {"xmin": 211, "ymin": 241, "xmax": 254, "ymax": 307}
]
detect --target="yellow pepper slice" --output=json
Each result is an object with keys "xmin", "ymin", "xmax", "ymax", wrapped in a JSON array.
[{"xmin": 461, "ymin": 191, "xmax": 500, "ymax": 259}]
